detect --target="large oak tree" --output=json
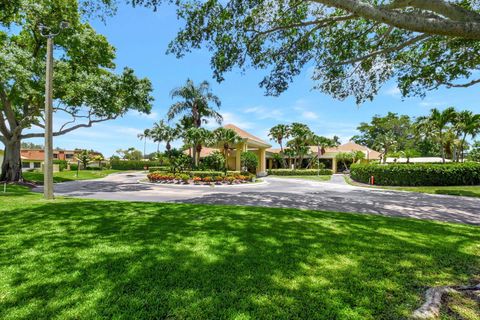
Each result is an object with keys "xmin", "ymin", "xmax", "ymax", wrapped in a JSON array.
[
  {"xmin": 0, "ymin": 0, "xmax": 154, "ymax": 182},
  {"xmin": 131, "ymin": 0, "xmax": 480, "ymax": 103}
]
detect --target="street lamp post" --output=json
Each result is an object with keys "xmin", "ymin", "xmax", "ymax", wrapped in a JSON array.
[{"xmin": 39, "ymin": 21, "xmax": 69, "ymax": 200}]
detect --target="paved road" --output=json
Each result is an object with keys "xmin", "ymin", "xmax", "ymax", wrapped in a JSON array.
[{"xmin": 35, "ymin": 173, "xmax": 480, "ymax": 225}]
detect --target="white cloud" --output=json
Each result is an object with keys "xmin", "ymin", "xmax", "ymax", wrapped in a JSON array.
[
  {"xmin": 243, "ymin": 105, "xmax": 284, "ymax": 120},
  {"xmin": 221, "ymin": 112, "xmax": 255, "ymax": 129},
  {"xmin": 292, "ymin": 99, "xmax": 319, "ymax": 120},
  {"xmin": 301, "ymin": 111, "xmax": 319, "ymax": 120},
  {"xmin": 419, "ymin": 100, "xmax": 445, "ymax": 108},
  {"xmin": 384, "ymin": 86, "xmax": 401, "ymax": 97},
  {"xmin": 130, "ymin": 110, "xmax": 159, "ymax": 120}
]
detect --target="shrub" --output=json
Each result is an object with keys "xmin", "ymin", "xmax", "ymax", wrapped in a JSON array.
[
  {"xmin": 240, "ymin": 151, "xmax": 258, "ymax": 173},
  {"xmin": 267, "ymin": 169, "xmax": 333, "ymax": 176},
  {"xmin": 53, "ymin": 160, "xmax": 68, "ymax": 171},
  {"xmin": 225, "ymin": 176, "xmax": 235, "ymax": 184},
  {"xmin": 85, "ymin": 166, "xmax": 101, "ymax": 171},
  {"xmin": 70, "ymin": 163, "xmax": 78, "ymax": 171},
  {"xmin": 202, "ymin": 151, "xmax": 225, "ymax": 171},
  {"xmin": 179, "ymin": 174, "xmax": 190, "ymax": 184},
  {"xmin": 111, "ymin": 160, "xmax": 164, "ymax": 170},
  {"xmin": 202, "ymin": 176, "xmax": 213, "ymax": 184},
  {"xmin": 193, "ymin": 176, "xmax": 202, "ymax": 184},
  {"xmin": 189, "ymin": 171, "xmax": 224, "ymax": 179},
  {"xmin": 149, "ymin": 166, "xmax": 171, "ymax": 172},
  {"xmin": 147, "ymin": 171, "xmax": 173, "ymax": 183},
  {"xmin": 350, "ymin": 163, "xmax": 480, "ymax": 186}
]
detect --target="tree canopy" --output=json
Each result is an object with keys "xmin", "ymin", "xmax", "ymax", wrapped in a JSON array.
[
  {"xmin": 131, "ymin": 0, "xmax": 480, "ymax": 103},
  {"xmin": 0, "ymin": 0, "xmax": 154, "ymax": 181}
]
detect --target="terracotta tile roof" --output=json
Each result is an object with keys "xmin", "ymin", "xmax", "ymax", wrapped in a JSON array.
[
  {"xmin": 185, "ymin": 147, "xmax": 221, "ymax": 158},
  {"xmin": 223, "ymin": 124, "xmax": 271, "ymax": 147},
  {"xmin": 20, "ymin": 150, "xmax": 45, "ymax": 161}
]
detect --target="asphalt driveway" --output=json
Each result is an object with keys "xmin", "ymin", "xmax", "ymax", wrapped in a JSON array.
[{"xmin": 34, "ymin": 172, "xmax": 480, "ymax": 225}]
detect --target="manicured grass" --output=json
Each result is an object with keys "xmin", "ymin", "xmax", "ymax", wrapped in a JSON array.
[
  {"xmin": 22, "ymin": 170, "xmax": 120, "ymax": 184},
  {"xmin": 440, "ymin": 291, "xmax": 480, "ymax": 320},
  {"xmin": 271, "ymin": 175, "xmax": 332, "ymax": 181},
  {"xmin": 345, "ymin": 176, "xmax": 480, "ymax": 198},
  {"xmin": 390, "ymin": 185, "xmax": 480, "ymax": 198},
  {"xmin": 0, "ymin": 190, "xmax": 479, "ymax": 319}
]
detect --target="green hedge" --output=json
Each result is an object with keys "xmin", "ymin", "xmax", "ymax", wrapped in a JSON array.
[
  {"xmin": 189, "ymin": 171, "xmax": 225, "ymax": 178},
  {"xmin": 149, "ymin": 166, "xmax": 171, "ymax": 172},
  {"xmin": 53, "ymin": 160, "xmax": 68, "ymax": 171},
  {"xmin": 110, "ymin": 160, "xmax": 163, "ymax": 170},
  {"xmin": 350, "ymin": 163, "xmax": 480, "ymax": 186},
  {"xmin": 267, "ymin": 169, "xmax": 333, "ymax": 176}
]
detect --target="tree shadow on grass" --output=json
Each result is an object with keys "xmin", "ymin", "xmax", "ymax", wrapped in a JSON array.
[{"xmin": 0, "ymin": 201, "xmax": 479, "ymax": 319}]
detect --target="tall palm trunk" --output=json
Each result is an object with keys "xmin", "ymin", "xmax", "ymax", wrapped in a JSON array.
[
  {"xmin": 439, "ymin": 131, "xmax": 446, "ymax": 163},
  {"xmin": 279, "ymin": 140, "xmax": 287, "ymax": 168}
]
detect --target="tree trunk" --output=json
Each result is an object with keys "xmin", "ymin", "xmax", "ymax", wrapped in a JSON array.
[
  {"xmin": 192, "ymin": 146, "xmax": 197, "ymax": 167},
  {"xmin": 1, "ymin": 138, "xmax": 22, "ymax": 182}
]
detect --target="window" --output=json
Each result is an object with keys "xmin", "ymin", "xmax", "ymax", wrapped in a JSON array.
[
  {"xmin": 22, "ymin": 162, "xmax": 31, "ymax": 169},
  {"xmin": 53, "ymin": 154, "xmax": 58, "ymax": 159},
  {"xmin": 33, "ymin": 162, "xmax": 41, "ymax": 169},
  {"xmin": 66, "ymin": 154, "xmax": 74, "ymax": 159}
]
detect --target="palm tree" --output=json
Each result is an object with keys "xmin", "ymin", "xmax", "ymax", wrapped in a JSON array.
[
  {"xmin": 167, "ymin": 79, "xmax": 222, "ymax": 128},
  {"xmin": 417, "ymin": 107, "xmax": 456, "ymax": 163},
  {"xmin": 184, "ymin": 127, "xmax": 213, "ymax": 167},
  {"xmin": 268, "ymin": 124, "xmax": 290, "ymax": 168},
  {"xmin": 212, "ymin": 128, "xmax": 241, "ymax": 172},
  {"xmin": 288, "ymin": 123, "xmax": 313, "ymax": 168},
  {"xmin": 150, "ymin": 120, "xmax": 179, "ymax": 153},
  {"xmin": 453, "ymin": 110, "xmax": 480, "ymax": 161},
  {"xmin": 137, "ymin": 129, "xmax": 151, "ymax": 160},
  {"xmin": 308, "ymin": 135, "xmax": 334, "ymax": 168},
  {"xmin": 332, "ymin": 135, "xmax": 341, "ymax": 147}
]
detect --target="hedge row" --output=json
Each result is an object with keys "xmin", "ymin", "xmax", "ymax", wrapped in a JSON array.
[
  {"xmin": 110, "ymin": 160, "xmax": 163, "ymax": 170},
  {"xmin": 267, "ymin": 169, "xmax": 333, "ymax": 176},
  {"xmin": 53, "ymin": 160, "xmax": 68, "ymax": 171},
  {"xmin": 148, "ymin": 166, "xmax": 171, "ymax": 172},
  {"xmin": 350, "ymin": 163, "xmax": 480, "ymax": 186}
]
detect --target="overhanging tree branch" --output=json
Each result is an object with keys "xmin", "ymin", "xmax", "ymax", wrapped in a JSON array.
[
  {"xmin": 21, "ymin": 115, "xmax": 117, "ymax": 139},
  {"xmin": 250, "ymin": 14, "xmax": 356, "ymax": 36},
  {"xmin": 446, "ymin": 78, "xmax": 480, "ymax": 88},
  {"xmin": 334, "ymin": 34, "xmax": 431, "ymax": 65},
  {"xmin": 311, "ymin": 0, "xmax": 480, "ymax": 39},
  {"xmin": 382, "ymin": 0, "xmax": 480, "ymax": 22}
]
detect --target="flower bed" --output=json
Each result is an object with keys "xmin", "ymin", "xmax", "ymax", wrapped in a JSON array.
[{"xmin": 147, "ymin": 171, "xmax": 256, "ymax": 185}]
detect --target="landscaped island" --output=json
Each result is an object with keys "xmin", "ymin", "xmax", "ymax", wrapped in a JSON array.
[{"xmin": 147, "ymin": 170, "xmax": 257, "ymax": 185}]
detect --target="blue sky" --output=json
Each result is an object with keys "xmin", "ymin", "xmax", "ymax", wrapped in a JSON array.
[{"xmin": 27, "ymin": 3, "xmax": 480, "ymax": 156}]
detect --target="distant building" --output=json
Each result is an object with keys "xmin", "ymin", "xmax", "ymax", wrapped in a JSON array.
[
  {"xmin": 385, "ymin": 157, "xmax": 451, "ymax": 163},
  {"xmin": 267, "ymin": 141, "xmax": 381, "ymax": 173},
  {"xmin": 19, "ymin": 149, "xmax": 103, "ymax": 171}
]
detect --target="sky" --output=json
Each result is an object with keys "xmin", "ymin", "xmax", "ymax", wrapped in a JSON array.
[{"xmin": 25, "ymin": 3, "xmax": 480, "ymax": 157}]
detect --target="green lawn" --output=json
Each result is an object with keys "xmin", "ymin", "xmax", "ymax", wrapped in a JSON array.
[
  {"xmin": 387, "ymin": 185, "xmax": 480, "ymax": 198},
  {"xmin": 0, "ymin": 190, "xmax": 479, "ymax": 319},
  {"xmin": 271, "ymin": 175, "xmax": 332, "ymax": 181},
  {"xmin": 345, "ymin": 176, "xmax": 480, "ymax": 198},
  {"xmin": 22, "ymin": 170, "xmax": 120, "ymax": 184}
]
